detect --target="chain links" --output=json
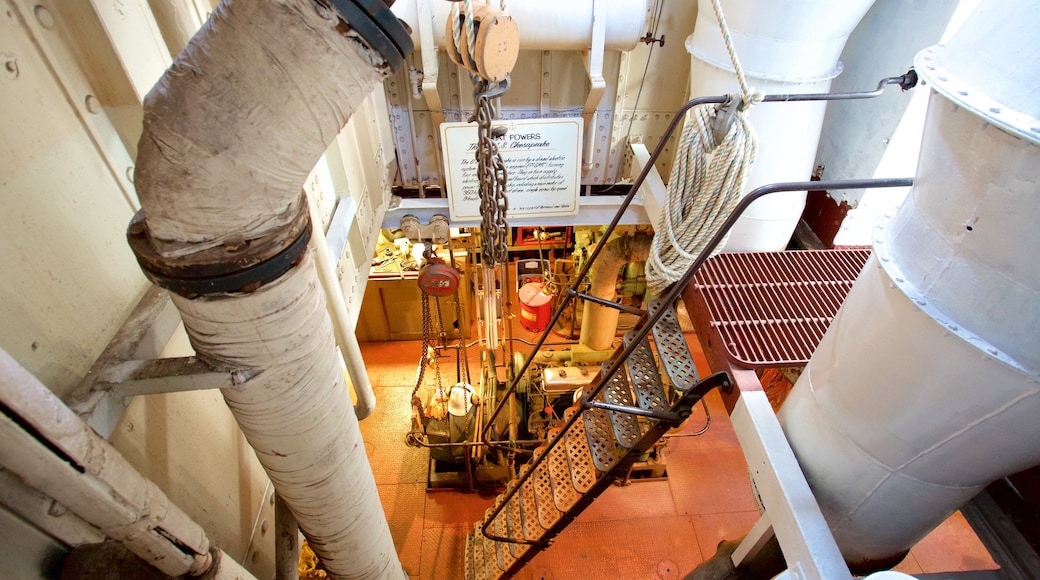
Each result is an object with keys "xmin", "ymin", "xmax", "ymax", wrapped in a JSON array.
[
  {"xmin": 472, "ymin": 79, "xmax": 510, "ymax": 267},
  {"xmin": 410, "ymin": 291, "xmax": 433, "ymax": 421}
]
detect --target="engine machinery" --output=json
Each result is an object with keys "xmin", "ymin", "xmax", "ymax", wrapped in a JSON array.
[{"xmin": 406, "ymin": 228, "xmax": 678, "ymax": 488}]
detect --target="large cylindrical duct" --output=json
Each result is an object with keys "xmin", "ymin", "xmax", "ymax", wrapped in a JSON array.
[
  {"xmin": 686, "ymin": 0, "xmax": 876, "ymax": 251},
  {"xmin": 128, "ymin": 1, "xmax": 412, "ymax": 578},
  {"xmin": 391, "ymin": 0, "xmax": 648, "ymax": 52},
  {"xmin": 779, "ymin": 1, "xmax": 1040, "ymax": 570}
]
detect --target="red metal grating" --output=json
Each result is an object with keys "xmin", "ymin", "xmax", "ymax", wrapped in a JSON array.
[{"xmin": 691, "ymin": 249, "xmax": 871, "ymax": 368}]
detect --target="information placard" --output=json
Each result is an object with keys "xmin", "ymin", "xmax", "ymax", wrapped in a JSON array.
[{"xmin": 440, "ymin": 118, "xmax": 583, "ymax": 220}]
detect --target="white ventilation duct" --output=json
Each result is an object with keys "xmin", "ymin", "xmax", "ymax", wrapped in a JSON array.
[
  {"xmin": 0, "ymin": 348, "xmax": 254, "ymax": 579},
  {"xmin": 391, "ymin": 0, "xmax": 647, "ymax": 52},
  {"xmin": 779, "ymin": 1, "xmax": 1040, "ymax": 570},
  {"xmin": 128, "ymin": 1, "xmax": 411, "ymax": 577},
  {"xmin": 686, "ymin": 0, "xmax": 876, "ymax": 251}
]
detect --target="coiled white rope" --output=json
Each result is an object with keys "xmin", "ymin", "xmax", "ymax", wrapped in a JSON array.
[{"xmin": 645, "ymin": 0, "xmax": 764, "ymax": 297}]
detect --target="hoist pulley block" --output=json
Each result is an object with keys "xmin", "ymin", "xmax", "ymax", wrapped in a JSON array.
[
  {"xmin": 418, "ymin": 259, "xmax": 461, "ymax": 297},
  {"xmin": 445, "ymin": 4, "xmax": 519, "ymax": 83}
]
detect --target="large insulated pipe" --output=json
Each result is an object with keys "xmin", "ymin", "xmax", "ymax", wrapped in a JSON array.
[
  {"xmin": 579, "ymin": 233, "xmax": 653, "ymax": 351},
  {"xmin": 392, "ymin": 0, "xmax": 646, "ymax": 52},
  {"xmin": 778, "ymin": 1, "xmax": 1040, "ymax": 570},
  {"xmin": 0, "ymin": 348, "xmax": 253, "ymax": 579},
  {"xmin": 686, "ymin": 0, "xmax": 876, "ymax": 251},
  {"xmin": 128, "ymin": 1, "xmax": 412, "ymax": 578}
]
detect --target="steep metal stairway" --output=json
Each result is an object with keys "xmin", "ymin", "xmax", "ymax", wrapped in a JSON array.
[
  {"xmin": 463, "ymin": 77, "xmax": 920, "ymax": 580},
  {"xmin": 464, "ymin": 299, "xmax": 729, "ymax": 579}
]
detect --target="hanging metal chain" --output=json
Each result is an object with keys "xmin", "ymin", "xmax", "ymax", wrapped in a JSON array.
[
  {"xmin": 472, "ymin": 78, "xmax": 511, "ymax": 267},
  {"xmin": 410, "ymin": 292, "xmax": 433, "ymax": 421},
  {"xmin": 412, "ymin": 292, "xmax": 450, "ymax": 425}
]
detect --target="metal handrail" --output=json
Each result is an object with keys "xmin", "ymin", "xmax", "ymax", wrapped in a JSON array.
[
  {"xmin": 480, "ymin": 176, "xmax": 913, "ymax": 545},
  {"xmin": 478, "ymin": 69, "xmax": 917, "ymax": 453},
  {"xmin": 477, "ymin": 71, "xmax": 919, "ymax": 546}
]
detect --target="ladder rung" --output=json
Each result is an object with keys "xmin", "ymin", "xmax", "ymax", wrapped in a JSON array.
[{"xmin": 648, "ymin": 299, "xmax": 700, "ymax": 392}]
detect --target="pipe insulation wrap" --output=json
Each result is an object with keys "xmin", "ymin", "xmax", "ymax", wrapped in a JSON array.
[
  {"xmin": 135, "ymin": 0, "xmax": 386, "ymax": 255},
  {"xmin": 172, "ymin": 251, "xmax": 402, "ymax": 579},
  {"xmin": 0, "ymin": 349, "xmax": 212, "ymax": 577},
  {"xmin": 579, "ymin": 233, "xmax": 653, "ymax": 351}
]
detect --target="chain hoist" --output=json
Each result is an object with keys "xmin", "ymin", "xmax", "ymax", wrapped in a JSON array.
[{"xmin": 472, "ymin": 78, "xmax": 511, "ymax": 267}]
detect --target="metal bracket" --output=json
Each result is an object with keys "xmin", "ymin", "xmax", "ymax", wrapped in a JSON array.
[
  {"xmin": 568, "ymin": 288, "xmax": 646, "ymax": 316},
  {"xmin": 581, "ymin": 0, "xmax": 607, "ymax": 172},
  {"xmin": 93, "ymin": 357, "xmax": 260, "ymax": 397},
  {"xmin": 400, "ymin": 213, "xmax": 450, "ymax": 244},
  {"xmin": 580, "ymin": 396, "xmax": 680, "ymax": 422}
]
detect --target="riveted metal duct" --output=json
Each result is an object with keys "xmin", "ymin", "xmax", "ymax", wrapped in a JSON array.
[{"xmin": 779, "ymin": 0, "xmax": 1040, "ymax": 570}]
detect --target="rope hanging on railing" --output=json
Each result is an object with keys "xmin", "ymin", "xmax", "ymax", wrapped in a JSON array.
[{"xmin": 645, "ymin": 0, "xmax": 764, "ymax": 297}]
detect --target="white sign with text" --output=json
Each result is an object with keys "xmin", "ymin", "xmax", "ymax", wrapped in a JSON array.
[{"xmin": 440, "ymin": 118, "xmax": 583, "ymax": 220}]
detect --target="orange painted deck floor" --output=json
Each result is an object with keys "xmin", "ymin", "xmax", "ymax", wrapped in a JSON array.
[{"xmin": 358, "ymin": 332, "xmax": 998, "ymax": 579}]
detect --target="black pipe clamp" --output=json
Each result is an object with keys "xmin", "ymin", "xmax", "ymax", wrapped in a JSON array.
[
  {"xmin": 328, "ymin": 0, "xmax": 414, "ymax": 72},
  {"xmin": 127, "ymin": 203, "xmax": 312, "ymax": 297}
]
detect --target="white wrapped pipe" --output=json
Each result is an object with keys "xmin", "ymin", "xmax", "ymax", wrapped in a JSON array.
[
  {"xmin": 0, "ymin": 348, "xmax": 217, "ymax": 577},
  {"xmin": 135, "ymin": 0, "xmax": 385, "ymax": 254},
  {"xmin": 579, "ymin": 233, "xmax": 653, "ymax": 351},
  {"xmin": 133, "ymin": 1, "xmax": 403, "ymax": 577},
  {"xmin": 173, "ymin": 252, "xmax": 401, "ymax": 579}
]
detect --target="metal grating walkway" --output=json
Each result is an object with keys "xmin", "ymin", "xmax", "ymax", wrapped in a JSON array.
[{"xmin": 691, "ymin": 249, "xmax": 871, "ymax": 368}]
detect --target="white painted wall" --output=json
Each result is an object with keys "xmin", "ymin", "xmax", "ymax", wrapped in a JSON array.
[{"xmin": 0, "ymin": 0, "xmax": 397, "ymax": 577}]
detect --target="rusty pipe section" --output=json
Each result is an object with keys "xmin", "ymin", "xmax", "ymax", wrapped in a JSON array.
[
  {"xmin": 578, "ymin": 233, "xmax": 653, "ymax": 351},
  {"xmin": 128, "ymin": 1, "xmax": 412, "ymax": 578}
]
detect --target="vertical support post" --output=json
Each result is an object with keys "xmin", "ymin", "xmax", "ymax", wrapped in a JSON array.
[{"xmin": 274, "ymin": 495, "xmax": 299, "ymax": 580}]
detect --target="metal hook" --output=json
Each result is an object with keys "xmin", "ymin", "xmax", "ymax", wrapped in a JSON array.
[
  {"xmin": 472, "ymin": 75, "xmax": 511, "ymax": 101},
  {"xmin": 709, "ymin": 94, "xmax": 739, "ymax": 147}
]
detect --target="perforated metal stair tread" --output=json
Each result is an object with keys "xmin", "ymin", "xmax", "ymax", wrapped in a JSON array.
[
  {"xmin": 492, "ymin": 515, "xmax": 515, "ymax": 571},
  {"xmin": 582, "ymin": 399, "xmax": 623, "ymax": 472},
  {"xmin": 465, "ymin": 530, "xmax": 475, "ymax": 580},
  {"xmin": 505, "ymin": 496, "xmax": 523, "ymax": 558},
  {"xmin": 530, "ymin": 453, "xmax": 561, "ymax": 530},
  {"xmin": 624, "ymin": 333, "xmax": 669, "ymax": 412},
  {"xmin": 601, "ymin": 365, "xmax": 642, "ymax": 448},
  {"xmin": 648, "ymin": 299, "xmax": 699, "ymax": 392},
  {"xmin": 518, "ymin": 473, "xmax": 546, "ymax": 541},
  {"xmin": 545, "ymin": 428, "xmax": 580, "ymax": 512},
  {"xmin": 469, "ymin": 524, "xmax": 489, "ymax": 579},
  {"xmin": 563, "ymin": 408, "xmax": 599, "ymax": 493},
  {"xmin": 481, "ymin": 526, "xmax": 498, "ymax": 578}
]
